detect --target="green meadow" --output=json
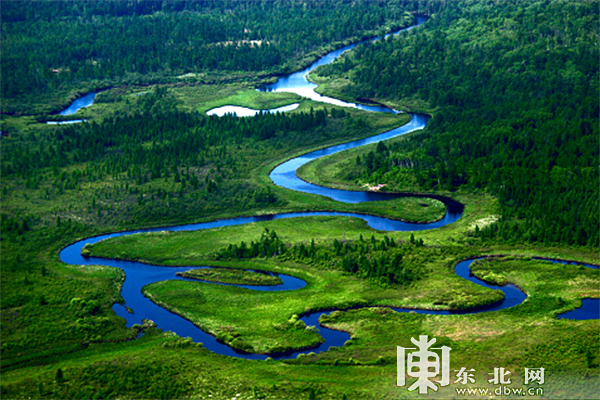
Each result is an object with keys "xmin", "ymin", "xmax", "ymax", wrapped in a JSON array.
[
  {"xmin": 177, "ymin": 267, "xmax": 284, "ymax": 286},
  {"xmin": 80, "ymin": 225, "xmax": 600, "ymax": 399}
]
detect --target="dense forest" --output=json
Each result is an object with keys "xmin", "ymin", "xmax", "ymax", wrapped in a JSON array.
[
  {"xmin": 2, "ymin": 90, "xmax": 328, "ymax": 176},
  {"xmin": 2, "ymin": 0, "xmax": 418, "ymax": 110},
  {"xmin": 314, "ymin": 0, "xmax": 599, "ymax": 247},
  {"xmin": 0, "ymin": 88, "xmax": 359, "ymax": 231}
]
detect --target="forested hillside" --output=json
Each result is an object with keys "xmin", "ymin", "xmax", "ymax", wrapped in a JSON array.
[
  {"xmin": 313, "ymin": 0, "xmax": 599, "ymax": 247},
  {"xmin": 2, "ymin": 0, "xmax": 416, "ymax": 111}
]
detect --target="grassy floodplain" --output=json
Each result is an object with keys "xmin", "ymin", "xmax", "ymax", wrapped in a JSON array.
[
  {"xmin": 297, "ymin": 132, "xmax": 420, "ymax": 192},
  {"xmin": 81, "ymin": 100, "xmax": 599, "ymax": 393},
  {"xmin": 87, "ymin": 216, "xmax": 599, "ymax": 398},
  {"xmin": 177, "ymin": 267, "xmax": 284, "ymax": 286},
  {"xmin": 86, "ymin": 183, "xmax": 599, "ymax": 371},
  {"xmin": 4, "ymin": 90, "xmax": 598, "ymax": 395}
]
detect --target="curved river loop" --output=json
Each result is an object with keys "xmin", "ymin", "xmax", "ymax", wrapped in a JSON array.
[{"xmin": 59, "ymin": 16, "xmax": 598, "ymax": 361}]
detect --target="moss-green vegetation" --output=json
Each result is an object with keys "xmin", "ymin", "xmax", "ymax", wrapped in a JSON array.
[
  {"xmin": 193, "ymin": 88, "xmax": 302, "ymax": 114},
  {"xmin": 2, "ymin": 78, "xmax": 451, "ymax": 397},
  {"xmin": 88, "ymin": 219, "xmax": 598, "ymax": 333},
  {"xmin": 0, "ymin": 230, "xmax": 132, "ymax": 372},
  {"xmin": 87, "ymin": 231, "xmax": 599, "ymax": 398},
  {"xmin": 5, "ymin": 118, "xmax": 598, "ymax": 398},
  {"xmin": 143, "ymin": 278, "xmax": 327, "ymax": 355},
  {"xmin": 140, "ymin": 245, "xmax": 503, "ymax": 355},
  {"xmin": 177, "ymin": 267, "xmax": 284, "ymax": 286},
  {"xmin": 88, "ymin": 213, "xmax": 451, "ymax": 266},
  {"xmin": 470, "ymin": 257, "xmax": 599, "ymax": 317}
]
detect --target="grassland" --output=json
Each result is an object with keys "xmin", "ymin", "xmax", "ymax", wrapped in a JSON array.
[
  {"xmin": 87, "ymin": 200, "xmax": 599, "ymax": 362},
  {"xmin": 76, "ymin": 102, "xmax": 599, "ymax": 395},
  {"xmin": 296, "ymin": 127, "xmax": 429, "ymax": 194},
  {"xmin": 79, "ymin": 229, "xmax": 600, "ymax": 399},
  {"xmin": 0, "ymin": 82, "xmax": 448, "ymax": 376},
  {"xmin": 297, "ymin": 136, "xmax": 395, "ymax": 192}
]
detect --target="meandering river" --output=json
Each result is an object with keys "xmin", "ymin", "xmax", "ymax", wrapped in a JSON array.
[{"xmin": 59, "ymin": 16, "xmax": 598, "ymax": 360}]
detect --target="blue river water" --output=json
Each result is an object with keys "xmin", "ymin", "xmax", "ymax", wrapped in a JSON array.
[
  {"xmin": 45, "ymin": 92, "xmax": 98, "ymax": 124},
  {"xmin": 558, "ymin": 299, "xmax": 600, "ymax": 320},
  {"xmin": 58, "ymin": 15, "xmax": 597, "ymax": 360},
  {"xmin": 59, "ymin": 231, "xmax": 598, "ymax": 360},
  {"xmin": 258, "ymin": 15, "xmax": 427, "ymax": 114},
  {"xmin": 58, "ymin": 92, "xmax": 97, "ymax": 115}
]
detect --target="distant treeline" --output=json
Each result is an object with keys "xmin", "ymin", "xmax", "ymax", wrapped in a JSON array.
[
  {"xmin": 315, "ymin": 0, "xmax": 599, "ymax": 247},
  {"xmin": 2, "ymin": 0, "xmax": 424, "ymax": 104}
]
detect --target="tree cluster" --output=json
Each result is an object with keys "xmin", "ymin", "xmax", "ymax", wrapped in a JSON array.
[
  {"xmin": 216, "ymin": 228, "xmax": 286, "ymax": 259},
  {"xmin": 1, "ymin": 90, "xmax": 346, "ymax": 229},
  {"xmin": 216, "ymin": 229, "xmax": 423, "ymax": 286}
]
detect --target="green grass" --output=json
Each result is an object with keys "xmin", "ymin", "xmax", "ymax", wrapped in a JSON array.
[
  {"xmin": 144, "ymin": 274, "xmax": 328, "ymax": 355},
  {"xmin": 0, "ymin": 234, "xmax": 133, "ymax": 372},
  {"xmin": 296, "ymin": 127, "xmax": 428, "ymax": 193},
  {"xmin": 88, "ymin": 213, "xmax": 599, "ymax": 357},
  {"xmin": 470, "ymin": 257, "xmax": 599, "ymax": 316},
  {"xmin": 139, "ymin": 248, "xmax": 503, "ymax": 355},
  {"xmin": 64, "ymin": 240, "xmax": 600, "ymax": 399},
  {"xmin": 297, "ymin": 140, "xmax": 379, "ymax": 192},
  {"xmin": 84, "ymin": 187, "xmax": 599, "ymax": 396},
  {"xmin": 1, "ymin": 83, "xmax": 458, "ymax": 391},
  {"xmin": 184, "ymin": 86, "xmax": 302, "ymax": 114},
  {"xmin": 5, "ymin": 117, "xmax": 597, "ymax": 395},
  {"xmin": 87, "ymin": 211, "xmax": 457, "ymax": 266},
  {"xmin": 2, "ymin": 295, "xmax": 598, "ymax": 400},
  {"xmin": 287, "ymin": 257, "xmax": 599, "ymax": 399},
  {"xmin": 177, "ymin": 267, "xmax": 284, "ymax": 286},
  {"xmin": 297, "ymin": 137, "xmax": 389, "ymax": 192}
]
